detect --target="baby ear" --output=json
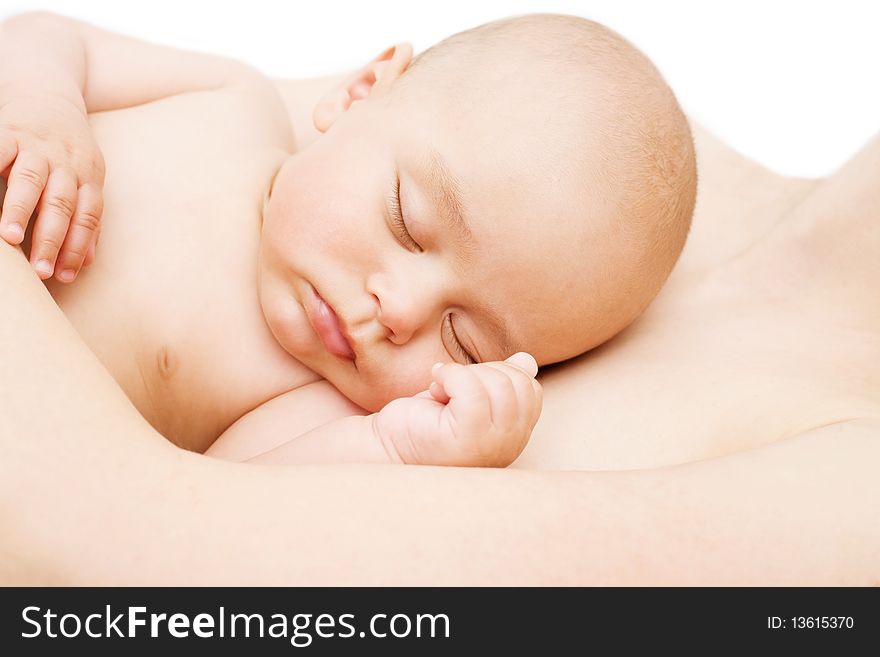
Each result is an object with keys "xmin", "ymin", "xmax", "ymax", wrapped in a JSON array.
[{"xmin": 313, "ymin": 43, "xmax": 413, "ymax": 133}]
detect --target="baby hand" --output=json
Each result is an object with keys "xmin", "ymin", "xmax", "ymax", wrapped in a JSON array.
[
  {"xmin": 0, "ymin": 93, "xmax": 105, "ymax": 282},
  {"xmin": 372, "ymin": 352, "xmax": 543, "ymax": 467}
]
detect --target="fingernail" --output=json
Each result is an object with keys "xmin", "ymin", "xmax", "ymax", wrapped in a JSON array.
[
  {"xmin": 57, "ymin": 269, "xmax": 76, "ymax": 283},
  {"xmin": 35, "ymin": 259, "xmax": 53, "ymax": 278},
  {"xmin": 432, "ymin": 362, "xmax": 444, "ymax": 373},
  {"xmin": 4, "ymin": 223, "xmax": 23, "ymax": 242}
]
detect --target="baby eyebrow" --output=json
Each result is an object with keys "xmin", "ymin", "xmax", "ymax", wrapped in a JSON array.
[
  {"xmin": 482, "ymin": 305, "xmax": 517, "ymax": 361},
  {"xmin": 422, "ymin": 148, "xmax": 516, "ymax": 359},
  {"xmin": 424, "ymin": 147, "xmax": 477, "ymax": 263}
]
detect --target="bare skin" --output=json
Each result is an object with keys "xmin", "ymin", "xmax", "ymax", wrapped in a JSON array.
[
  {"xmin": 2, "ymin": 13, "xmax": 708, "ymax": 471},
  {"xmin": 17, "ymin": 70, "xmax": 542, "ymax": 464},
  {"xmin": 19, "ymin": 70, "xmax": 874, "ymax": 470},
  {"xmin": 523, "ymin": 125, "xmax": 880, "ymax": 470},
  {"xmin": 2, "ymin": 122, "xmax": 878, "ymax": 584},
  {"xmin": 0, "ymin": 15, "xmax": 877, "ymax": 584},
  {"xmin": 34, "ymin": 83, "xmax": 324, "ymax": 452}
]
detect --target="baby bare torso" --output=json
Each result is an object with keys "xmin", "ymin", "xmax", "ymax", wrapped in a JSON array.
[{"xmin": 43, "ymin": 84, "xmax": 325, "ymax": 451}]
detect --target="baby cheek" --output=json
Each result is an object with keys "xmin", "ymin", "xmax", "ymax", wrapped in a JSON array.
[{"xmin": 356, "ymin": 364, "xmax": 432, "ymax": 410}]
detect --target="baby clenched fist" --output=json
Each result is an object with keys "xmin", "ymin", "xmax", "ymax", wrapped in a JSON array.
[{"xmin": 372, "ymin": 352, "xmax": 543, "ymax": 467}]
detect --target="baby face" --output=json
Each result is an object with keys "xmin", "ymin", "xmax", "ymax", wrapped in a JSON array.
[{"xmin": 258, "ymin": 78, "xmax": 606, "ymax": 411}]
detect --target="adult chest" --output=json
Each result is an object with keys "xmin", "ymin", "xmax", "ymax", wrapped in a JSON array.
[
  {"xmin": 44, "ymin": 92, "xmax": 318, "ymax": 451},
  {"xmin": 517, "ymin": 247, "xmax": 880, "ymax": 471}
]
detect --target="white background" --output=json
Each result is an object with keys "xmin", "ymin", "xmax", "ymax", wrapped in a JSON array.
[{"xmin": 1, "ymin": 0, "xmax": 878, "ymax": 177}]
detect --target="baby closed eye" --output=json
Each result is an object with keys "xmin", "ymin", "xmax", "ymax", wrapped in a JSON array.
[{"xmin": 387, "ymin": 176, "xmax": 422, "ymax": 252}]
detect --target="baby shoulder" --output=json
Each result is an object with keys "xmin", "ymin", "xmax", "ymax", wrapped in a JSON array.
[{"xmin": 212, "ymin": 70, "xmax": 297, "ymax": 152}]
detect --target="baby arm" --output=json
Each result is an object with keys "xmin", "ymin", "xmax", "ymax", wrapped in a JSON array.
[
  {"xmin": 0, "ymin": 11, "xmax": 258, "ymax": 115},
  {"xmin": 0, "ymin": 11, "xmax": 262, "ymax": 278},
  {"xmin": 215, "ymin": 353, "xmax": 542, "ymax": 468}
]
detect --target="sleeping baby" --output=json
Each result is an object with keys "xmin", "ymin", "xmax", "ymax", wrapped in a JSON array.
[{"xmin": 0, "ymin": 12, "xmax": 696, "ymax": 466}]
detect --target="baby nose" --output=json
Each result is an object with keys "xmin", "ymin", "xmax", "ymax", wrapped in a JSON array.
[{"xmin": 367, "ymin": 271, "xmax": 435, "ymax": 345}]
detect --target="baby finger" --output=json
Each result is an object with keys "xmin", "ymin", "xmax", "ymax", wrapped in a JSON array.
[
  {"xmin": 468, "ymin": 363, "xmax": 519, "ymax": 429},
  {"xmin": 83, "ymin": 239, "xmax": 96, "ymax": 267},
  {"xmin": 503, "ymin": 352, "xmax": 538, "ymax": 377},
  {"xmin": 56, "ymin": 181, "xmax": 103, "ymax": 281},
  {"xmin": 1, "ymin": 151, "xmax": 48, "ymax": 247},
  {"xmin": 31, "ymin": 168, "xmax": 77, "ymax": 279},
  {"xmin": 432, "ymin": 362, "xmax": 492, "ymax": 434},
  {"xmin": 0, "ymin": 134, "xmax": 20, "ymax": 240},
  {"xmin": 526, "ymin": 377, "xmax": 544, "ymax": 429},
  {"xmin": 482, "ymin": 360, "xmax": 539, "ymax": 429}
]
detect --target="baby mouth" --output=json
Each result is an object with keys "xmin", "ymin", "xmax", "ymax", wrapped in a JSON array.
[{"xmin": 304, "ymin": 284, "xmax": 356, "ymax": 361}]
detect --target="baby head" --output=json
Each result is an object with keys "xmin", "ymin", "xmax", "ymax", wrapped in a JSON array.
[{"xmin": 259, "ymin": 14, "xmax": 697, "ymax": 411}]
